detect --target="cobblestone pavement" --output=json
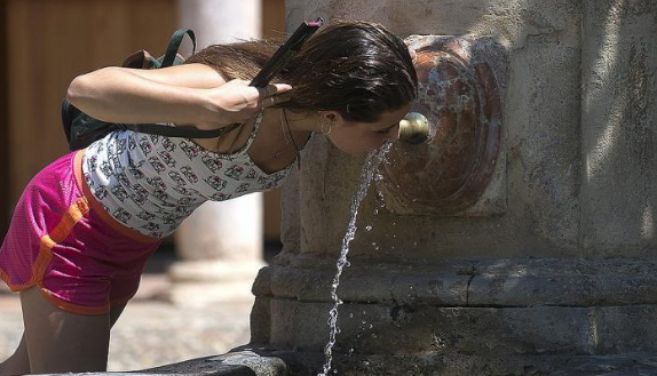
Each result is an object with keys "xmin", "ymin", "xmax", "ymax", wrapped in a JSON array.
[{"xmin": 0, "ymin": 274, "xmax": 253, "ymax": 372}]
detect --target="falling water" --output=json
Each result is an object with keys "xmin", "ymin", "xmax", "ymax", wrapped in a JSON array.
[{"xmin": 318, "ymin": 143, "xmax": 392, "ymax": 376}]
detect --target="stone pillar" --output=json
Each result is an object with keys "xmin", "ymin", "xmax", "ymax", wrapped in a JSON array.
[
  {"xmin": 580, "ymin": 0, "xmax": 657, "ymax": 255},
  {"xmin": 178, "ymin": 0, "xmax": 261, "ymax": 48},
  {"xmin": 168, "ymin": 0, "xmax": 264, "ymax": 307},
  {"xmin": 248, "ymin": 1, "xmax": 657, "ymax": 375}
]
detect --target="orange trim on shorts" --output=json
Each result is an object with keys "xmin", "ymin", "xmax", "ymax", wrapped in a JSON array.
[
  {"xmin": 32, "ymin": 196, "xmax": 90, "ymax": 283},
  {"xmin": 0, "ymin": 196, "xmax": 90, "ymax": 292},
  {"xmin": 0, "ymin": 269, "xmax": 27, "ymax": 291},
  {"xmin": 73, "ymin": 149, "xmax": 159, "ymax": 244},
  {"xmin": 38, "ymin": 288, "xmax": 109, "ymax": 315},
  {"xmin": 0, "ymin": 193, "xmax": 108, "ymax": 315}
]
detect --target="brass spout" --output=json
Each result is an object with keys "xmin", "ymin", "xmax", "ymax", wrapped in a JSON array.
[{"xmin": 398, "ymin": 112, "xmax": 429, "ymax": 144}]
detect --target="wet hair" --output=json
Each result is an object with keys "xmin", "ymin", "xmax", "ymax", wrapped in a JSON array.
[{"xmin": 185, "ymin": 21, "xmax": 418, "ymax": 123}]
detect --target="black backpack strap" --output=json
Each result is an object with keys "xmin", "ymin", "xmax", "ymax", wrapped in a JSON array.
[
  {"xmin": 132, "ymin": 29, "xmax": 240, "ymax": 139},
  {"xmin": 161, "ymin": 29, "xmax": 196, "ymax": 68},
  {"xmin": 122, "ymin": 123, "xmax": 240, "ymax": 139}
]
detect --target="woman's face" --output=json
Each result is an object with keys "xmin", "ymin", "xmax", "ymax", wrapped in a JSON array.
[{"xmin": 326, "ymin": 103, "xmax": 412, "ymax": 155}]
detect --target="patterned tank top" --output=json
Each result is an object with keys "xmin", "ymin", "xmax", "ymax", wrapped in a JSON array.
[{"xmin": 81, "ymin": 112, "xmax": 292, "ymax": 239}]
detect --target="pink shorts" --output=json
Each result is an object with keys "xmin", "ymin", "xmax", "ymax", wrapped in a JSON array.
[{"xmin": 0, "ymin": 150, "xmax": 161, "ymax": 315}]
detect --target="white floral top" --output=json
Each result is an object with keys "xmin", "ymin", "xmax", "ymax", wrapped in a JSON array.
[{"xmin": 81, "ymin": 112, "xmax": 291, "ymax": 238}]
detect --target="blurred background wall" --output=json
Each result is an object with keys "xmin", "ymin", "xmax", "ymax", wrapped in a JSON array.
[{"xmin": 0, "ymin": 0, "xmax": 286, "ymax": 257}]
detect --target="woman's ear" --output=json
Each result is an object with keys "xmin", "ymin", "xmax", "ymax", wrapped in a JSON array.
[{"xmin": 318, "ymin": 110, "xmax": 343, "ymax": 124}]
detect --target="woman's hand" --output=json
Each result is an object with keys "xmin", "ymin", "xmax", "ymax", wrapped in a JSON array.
[{"xmin": 196, "ymin": 79, "xmax": 292, "ymax": 130}]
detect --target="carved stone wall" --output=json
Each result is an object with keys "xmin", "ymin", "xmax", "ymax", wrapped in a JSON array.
[{"xmin": 249, "ymin": 1, "xmax": 657, "ymax": 375}]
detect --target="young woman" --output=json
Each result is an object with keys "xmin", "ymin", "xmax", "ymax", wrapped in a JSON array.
[{"xmin": 0, "ymin": 21, "xmax": 417, "ymax": 375}]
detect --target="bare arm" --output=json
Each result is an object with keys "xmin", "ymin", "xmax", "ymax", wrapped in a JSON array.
[{"xmin": 66, "ymin": 63, "xmax": 290, "ymax": 130}]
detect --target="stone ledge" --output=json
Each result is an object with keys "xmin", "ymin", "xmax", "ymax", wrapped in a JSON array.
[
  {"xmin": 262, "ymin": 298, "xmax": 657, "ymax": 355},
  {"xmin": 35, "ymin": 348, "xmax": 657, "ymax": 376},
  {"xmin": 254, "ymin": 256, "xmax": 657, "ymax": 306},
  {"xmin": 137, "ymin": 350, "xmax": 286, "ymax": 376},
  {"xmin": 38, "ymin": 350, "xmax": 286, "ymax": 376}
]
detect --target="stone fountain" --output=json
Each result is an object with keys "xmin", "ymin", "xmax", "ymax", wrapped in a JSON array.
[{"xmin": 240, "ymin": 1, "xmax": 657, "ymax": 375}]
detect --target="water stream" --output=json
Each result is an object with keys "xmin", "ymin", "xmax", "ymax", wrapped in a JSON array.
[{"xmin": 318, "ymin": 143, "xmax": 392, "ymax": 376}]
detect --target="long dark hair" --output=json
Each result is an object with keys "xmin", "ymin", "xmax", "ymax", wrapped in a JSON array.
[{"xmin": 185, "ymin": 21, "xmax": 418, "ymax": 123}]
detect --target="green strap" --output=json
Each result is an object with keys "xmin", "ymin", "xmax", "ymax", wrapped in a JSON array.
[
  {"xmin": 161, "ymin": 29, "xmax": 196, "ymax": 68},
  {"xmin": 126, "ymin": 29, "xmax": 241, "ymax": 139}
]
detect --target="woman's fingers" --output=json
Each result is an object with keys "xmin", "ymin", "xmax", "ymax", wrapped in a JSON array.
[
  {"xmin": 256, "ymin": 84, "xmax": 292, "ymax": 99},
  {"xmin": 266, "ymin": 83, "xmax": 293, "ymax": 96},
  {"xmin": 210, "ymin": 80, "xmax": 293, "ymax": 125},
  {"xmin": 257, "ymin": 84, "xmax": 293, "ymax": 108}
]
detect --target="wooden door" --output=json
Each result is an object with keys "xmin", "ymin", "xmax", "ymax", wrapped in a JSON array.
[
  {"xmin": 0, "ymin": 0, "xmax": 8, "ymax": 236},
  {"xmin": 6, "ymin": 0, "xmax": 176, "ymax": 206}
]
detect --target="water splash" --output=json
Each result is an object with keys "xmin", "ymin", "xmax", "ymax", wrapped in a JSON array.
[{"xmin": 318, "ymin": 143, "xmax": 392, "ymax": 376}]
